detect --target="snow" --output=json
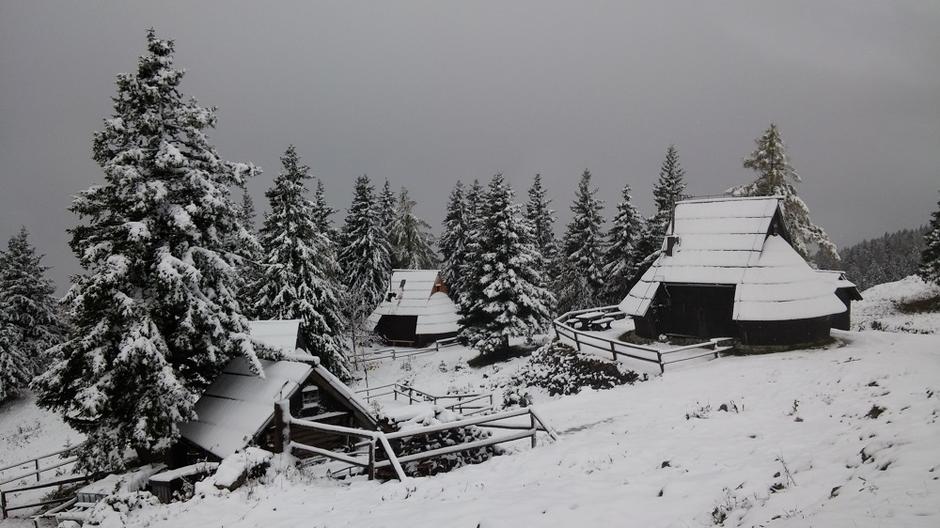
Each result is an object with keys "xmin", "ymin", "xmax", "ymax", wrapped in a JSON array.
[
  {"xmin": 178, "ymin": 358, "xmax": 312, "ymax": 459},
  {"xmin": 212, "ymin": 448, "xmax": 273, "ymax": 489},
  {"xmin": 621, "ymin": 195, "xmax": 846, "ymax": 323},
  {"xmin": 369, "ymin": 270, "xmax": 460, "ymax": 336},
  {"xmin": 149, "ymin": 462, "xmax": 219, "ymax": 483},
  {"xmin": 853, "ymin": 275, "xmax": 940, "ymax": 334},
  {"xmin": 247, "ymin": 319, "xmax": 301, "ymax": 355},
  {"xmin": 101, "ymin": 329, "xmax": 940, "ymax": 527},
  {"xmin": 0, "ymin": 391, "xmax": 82, "ymax": 471}
]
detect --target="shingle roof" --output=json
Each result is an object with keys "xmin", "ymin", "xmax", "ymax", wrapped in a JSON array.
[
  {"xmin": 619, "ymin": 196, "xmax": 847, "ymax": 322},
  {"xmin": 370, "ymin": 269, "xmax": 459, "ymax": 335}
]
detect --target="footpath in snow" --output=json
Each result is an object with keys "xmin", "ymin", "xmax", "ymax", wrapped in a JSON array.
[{"xmin": 107, "ymin": 329, "xmax": 940, "ymax": 528}]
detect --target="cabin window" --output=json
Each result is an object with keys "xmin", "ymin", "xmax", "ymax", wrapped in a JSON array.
[{"xmin": 665, "ymin": 235, "xmax": 679, "ymax": 256}]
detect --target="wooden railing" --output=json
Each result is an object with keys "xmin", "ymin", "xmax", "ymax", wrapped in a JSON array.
[
  {"xmin": 275, "ymin": 402, "xmax": 556, "ymax": 482},
  {"xmin": 552, "ymin": 306, "xmax": 733, "ymax": 374},
  {"xmin": 0, "ymin": 443, "xmax": 92, "ymax": 519},
  {"xmin": 359, "ymin": 337, "xmax": 460, "ymax": 364},
  {"xmin": 355, "ymin": 383, "xmax": 495, "ymax": 416}
]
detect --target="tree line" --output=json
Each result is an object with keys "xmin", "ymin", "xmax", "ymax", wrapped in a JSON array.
[{"xmin": 2, "ymin": 29, "xmax": 939, "ymax": 472}]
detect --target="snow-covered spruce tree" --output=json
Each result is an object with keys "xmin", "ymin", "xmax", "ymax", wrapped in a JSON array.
[
  {"xmin": 378, "ymin": 179, "xmax": 396, "ymax": 233},
  {"xmin": 0, "ymin": 227, "xmax": 62, "ymax": 376},
  {"xmin": 920, "ymin": 192, "xmax": 940, "ymax": 284},
  {"xmin": 556, "ymin": 170, "xmax": 606, "ymax": 313},
  {"xmin": 525, "ymin": 174, "xmax": 558, "ymax": 259},
  {"xmin": 390, "ymin": 187, "xmax": 438, "ymax": 269},
  {"xmin": 253, "ymin": 146, "xmax": 350, "ymax": 378},
  {"xmin": 439, "ymin": 181, "xmax": 467, "ymax": 295},
  {"xmin": 459, "ymin": 174, "xmax": 554, "ymax": 354},
  {"xmin": 454, "ymin": 179, "xmax": 486, "ymax": 319},
  {"xmin": 338, "ymin": 175, "xmax": 391, "ymax": 314},
  {"xmin": 0, "ymin": 316, "xmax": 29, "ymax": 403},
  {"xmin": 732, "ymin": 123, "xmax": 839, "ymax": 262},
  {"xmin": 601, "ymin": 185, "xmax": 643, "ymax": 303},
  {"xmin": 634, "ymin": 145, "xmax": 687, "ymax": 267},
  {"xmin": 235, "ymin": 189, "xmax": 264, "ymax": 318},
  {"xmin": 32, "ymin": 30, "xmax": 262, "ymax": 471},
  {"xmin": 525, "ymin": 174, "xmax": 559, "ymax": 291},
  {"xmin": 312, "ymin": 178, "xmax": 338, "ymax": 240}
]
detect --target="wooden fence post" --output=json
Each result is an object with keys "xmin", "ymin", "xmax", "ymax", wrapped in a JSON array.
[
  {"xmin": 1, "ymin": 489, "xmax": 7, "ymax": 519},
  {"xmin": 657, "ymin": 352, "xmax": 665, "ymax": 374},
  {"xmin": 273, "ymin": 401, "xmax": 291, "ymax": 454},
  {"xmin": 529, "ymin": 412, "xmax": 537, "ymax": 448},
  {"xmin": 609, "ymin": 340, "xmax": 617, "ymax": 361},
  {"xmin": 34, "ymin": 459, "xmax": 40, "ymax": 482},
  {"xmin": 573, "ymin": 331, "xmax": 581, "ymax": 351},
  {"xmin": 368, "ymin": 440, "xmax": 377, "ymax": 480}
]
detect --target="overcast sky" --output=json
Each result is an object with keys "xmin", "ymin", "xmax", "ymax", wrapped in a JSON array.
[{"xmin": 1, "ymin": 1, "xmax": 938, "ymax": 292}]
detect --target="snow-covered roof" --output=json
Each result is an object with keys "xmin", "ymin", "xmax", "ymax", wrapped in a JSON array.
[
  {"xmin": 179, "ymin": 357, "xmax": 312, "ymax": 459},
  {"xmin": 370, "ymin": 269, "xmax": 459, "ymax": 335},
  {"xmin": 619, "ymin": 196, "xmax": 847, "ymax": 322},
  {"xmin": 248, "ymin": 319, "xmax": 301, "ymax": 355}
]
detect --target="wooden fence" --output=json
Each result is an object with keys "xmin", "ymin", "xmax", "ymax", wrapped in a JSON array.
[
  {"xmin": 355, "ymin": 383, "xmax": 495, "ymax": 416},
  {"xmin": 0, "ymin": 443, "xmax": 93, "ymax": 519},
  {"xmin": 552, "ymin": 305, "xmax": 734, "ymax": 374},
  {"xmin": 274, "ymin": 402, "xmax": 556, "ymax": 481},
  {"xmin": 358, "ymin": 337, "xmax": 461, "ymax": 364}
]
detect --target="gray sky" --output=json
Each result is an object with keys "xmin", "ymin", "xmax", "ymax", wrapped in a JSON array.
[{"xmin": 1, "ymin": 0, "xmax": 938, "ymax": 293}]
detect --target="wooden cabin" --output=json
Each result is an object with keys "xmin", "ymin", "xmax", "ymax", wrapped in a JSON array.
[
  {"xmin": 169, "ymin": 320, "xmax": 377, "ymax": 466},
  {"xmin": 369, "ymin": 269, "xmax": 460, "ymax": 347},
  {"xmin": 619, "ymin": 196, "xmax": 860, "ymax": 347}
]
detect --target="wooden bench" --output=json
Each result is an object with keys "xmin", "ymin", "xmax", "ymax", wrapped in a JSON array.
[{"xmin": 589, "ymin": 317, "xmax": 616, "ymax": 330}]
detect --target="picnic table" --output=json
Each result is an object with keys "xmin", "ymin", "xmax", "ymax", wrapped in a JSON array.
[{"xmin": 572, "ymin": 311, "xmax": 619, "ymax": 331}]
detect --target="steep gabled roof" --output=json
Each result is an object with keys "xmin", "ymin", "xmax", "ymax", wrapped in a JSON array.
[
  {"xmin": 370, "ymin": 269, "xmax": 459, "ymax": 335},
  {"xmin": 619, "ymin": 196, "xmax": 846, "ymax": 322},
  {"xmin": 179, "ymin": 356, "xmax": 312, "ymax": 459},
  {"xmin": 180, "ymin": 320, "xmax": 376, "ymax": 459}
]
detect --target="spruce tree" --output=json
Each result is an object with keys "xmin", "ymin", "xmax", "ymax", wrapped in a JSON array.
[
  {"xmin": 338, "ymin": 175, "xmax": 391, "ymax": 313},
  {"xmin": 253, "ymin": 146, "xmax": 350, "ymax": 378},
  {"xmin": 440, "ymin": 181, "xmax": 467, "ymax": 294},
  {"xmin": 459, "ymin": 174, "xmax": 554, "ymax": 354},
  {"xmin": 312, "ymin": 178, "xmax": 337, "ymax": 239},
  {"xmin": 378, "ymin": 179, "xmax": 396, "ymax": 233},
  {"xmin": 0, "ymin": 227, "xmax": 62, "ymax": 376},
  {"xmin": 920, "ymin": 193, "xmax": 940, "ymax": 284},
  {"xmin": 32, "ymin": 30, "xmax": 262, "ymax": 471},
  {"xmin": 390, "ymin": 187, "xmax": 438, "ymax": 269},
  {"xmin": 525, "ymin": 174, "xmax": 557, "ymax": 259},
  {"xmin": 454, "ymin": 179, "xmax": 485, "ymax": 316},
  {"xmin": 634, "ymin": 145, "xmax": 688, "ymax": 266},
  {"xmin": 0, "ymin": 320, "xmax": 27, "ymax": 403},
  {"xmin": 557, "ymin": 170, "xmax": 606, "ymax": 312},
  {"xmin": 602, "ymin": 185, "xmax": 643, "ymax": 303},
  {"xmin": 733, "ymin": 123, "xmax": 839, "ymax": 261},
  {"xmin": 235, "ymin": 189, "xmax": 264, "ymax": 318}
]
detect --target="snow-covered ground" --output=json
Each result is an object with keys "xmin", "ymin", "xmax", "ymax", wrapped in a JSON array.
[
  {"xmin": 100, "ymin": 329, "xmax": 940, "ymax": 528},
  {"xmin": 0, "ymin": 392, "xmax": 82, "ymax": 471},
  {"xmin": 854, "ymin": 275, "xmax": 940, "ymax": 334}
]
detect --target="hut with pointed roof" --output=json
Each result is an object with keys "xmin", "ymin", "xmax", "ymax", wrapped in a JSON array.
[
  {"xmin": 369, "ymin": 269, "xmax": 460, "ymax": 347},
  {"xmin": 619, "ymin": 196, "xmax": 861, "ymax": 347}
]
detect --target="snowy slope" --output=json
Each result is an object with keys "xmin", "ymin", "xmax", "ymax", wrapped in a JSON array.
[
  {"xmin": 112, "ymin": 330, "xmax": 940, "ymax": 528},
  {"xmin": 854, "ymin": 275, "xmax": 940, "ymax": 334},
  {"xmin": 0, "ymin": 391, "xmax": 82, "ymax": 470}
]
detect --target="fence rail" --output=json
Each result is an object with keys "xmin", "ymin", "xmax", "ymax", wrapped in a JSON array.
[
  {"xmin": 0, "ymin": 443, "xmax": 93, "ymax": 519},
  {"xmin": 358, "ymin": 337, "xmax": 461, "ymax": 364},
  {"xmin": 355, "ymin": 383, "xmax": 495, "ymax": 415},
  {"xmin": 552, "ymin": 306, "xmax": 733, "ymax": 374},
  {"xmin": 276, "ymin": 402, "xmax": 555, "ymax": 482}
]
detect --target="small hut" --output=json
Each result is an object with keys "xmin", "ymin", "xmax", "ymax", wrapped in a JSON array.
[
  {"xmin": 369, "ymin": 269, "xmax": 460, "ymax": 346},
  {"xmin": 619, "ymin": 196, "xmax": 859, "ymax": 347},
  {"xmin": 171, "ymin": 320, "xmax": 376, "ymax": 465}
]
